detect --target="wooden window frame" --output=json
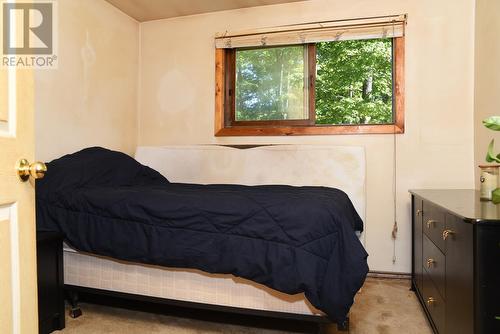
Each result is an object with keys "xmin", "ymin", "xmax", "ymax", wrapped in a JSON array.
[{"xmin": 215, "ymin": 37, "xmax": 405, "ymax": 136}]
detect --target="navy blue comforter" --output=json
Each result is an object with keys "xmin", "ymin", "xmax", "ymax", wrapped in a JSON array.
[{"xmin": 36, "ymin": 147, "xmax": 368, "ymax": 323}]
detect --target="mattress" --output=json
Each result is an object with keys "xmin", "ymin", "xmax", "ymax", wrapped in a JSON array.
[{"xmin": 135, "ymin": 145, "xmax": 366, "ymax": 225}]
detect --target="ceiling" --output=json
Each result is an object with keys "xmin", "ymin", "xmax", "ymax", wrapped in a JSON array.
[{"xmin": 105, "ymin": 0, "xmax": 306, "ymax": 22}]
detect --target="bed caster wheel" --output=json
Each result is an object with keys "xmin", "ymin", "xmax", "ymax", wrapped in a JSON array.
[
  {"xmin": 67, "ymin": 290, "xmax": 82, "ymax": 318},
  {"xmin": 337, "ymin": 318, "xmax": 349, "ymax": 331},
  {"xmin": 69, "ymin": 307, "xmax": 82, "ymax": 318}
]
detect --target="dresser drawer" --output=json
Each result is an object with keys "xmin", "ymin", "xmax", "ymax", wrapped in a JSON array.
[
  {"xmin": 422, "ymin": 202, "xmax": 445, "ymax": 252},
  {"xmin": 423, "ymin": 271, "xmax": 446, "ymax": 334},
  {"xmin": 413, "ymin": 197, "xmax": 424, "ymax": 292},
  {"xmin": 423, "ymin": 234, "xmax": 445, "ymax": 299}
]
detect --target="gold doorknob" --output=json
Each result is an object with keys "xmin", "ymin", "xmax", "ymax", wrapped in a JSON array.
[
  {"xmin": 426, "ymin": 258, "xmax": 436, "ymax": 268},
  {"xmin": 426, "ymin": 297, "xmax": 436, "ymax": 306},
  {"xmin": 16, "ymin": 159, "xmax": 47, "ymax": 182}
]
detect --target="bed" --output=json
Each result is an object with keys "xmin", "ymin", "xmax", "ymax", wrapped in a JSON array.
[{"xmin": 36, "ymin": 145, "xmax": 368, "ymax": 331}]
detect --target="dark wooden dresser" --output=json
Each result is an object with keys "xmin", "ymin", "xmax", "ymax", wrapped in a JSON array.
[
  {"xmin": 410, "ymin": 189, "xmax": 500, "ymax": 334},
  {"xmin": 37, "ymin": 232, "xmax": 65, "ymax": 334}
]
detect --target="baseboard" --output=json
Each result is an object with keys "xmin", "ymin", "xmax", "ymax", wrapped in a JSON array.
[{"xmin": 367, "ymin": 271, "xmax": 411, "ymax": 279}]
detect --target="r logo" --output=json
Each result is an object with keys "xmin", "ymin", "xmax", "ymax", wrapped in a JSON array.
[{"xmin": 3, "ymin": 2, "xmax": 53, "ymax": 55}]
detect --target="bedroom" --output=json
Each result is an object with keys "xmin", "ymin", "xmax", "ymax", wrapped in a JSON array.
[{"xmin": 0, "ymin": 0, "xmax": 499, "ymax": 333}]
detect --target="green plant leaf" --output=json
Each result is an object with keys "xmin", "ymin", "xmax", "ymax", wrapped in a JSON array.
[
  {"xmin": 483, "ymin": 116, "xmax": 500, "ymax": 131},
  {"xmin": 492, "ymin": 188, "xmax": 500, "ymax": 204},
  {"xmin": 486, "ymin": 140, "xmax": 500, "ymax": 162}
]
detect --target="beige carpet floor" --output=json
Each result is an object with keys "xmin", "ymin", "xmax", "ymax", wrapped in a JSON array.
[{"xmin": 56, "ymin": 278, "xmax": 433, "ymax": 334}]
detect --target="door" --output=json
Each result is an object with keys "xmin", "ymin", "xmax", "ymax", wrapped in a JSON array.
[
  {"xmin": 0, "ymin": 42, "xmax": 39, "ymax": 334},
  {"xmin": 476, "ymin": 224, "xmax": 500, "ymax": 334},
  {"xmin": 444, "ymin": 214, "xmax": 473, "ymax": 334}
]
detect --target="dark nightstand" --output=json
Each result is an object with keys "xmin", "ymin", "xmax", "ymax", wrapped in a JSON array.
[
  {"xmin": 410, "ymin": 190, "xmax": 500, "ymax": 334},
  {"xmin": 37, "ymin": 232, "xmax": 65, "ymax": 334}
]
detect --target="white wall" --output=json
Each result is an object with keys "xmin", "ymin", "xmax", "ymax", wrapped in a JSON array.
[
  {"xmin": 35, "ymin": 0, "xmax": 139, "ymax": 162},
  {"xmin": 474, "ymin": 0, "xmax": 500, "ymax": 187},
  {"xmin": 138, "ymin": 0, "xmax": 476, "ymax": 273},
  {"xmin": 33, "ymin": 0, "xmax": 478, "ymax": 273}
]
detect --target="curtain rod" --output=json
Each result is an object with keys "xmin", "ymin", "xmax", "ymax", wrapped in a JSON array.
[
  {"xmin": 215, "ymin": 14, "xmax": 407, "ymax": 39},
  {"xmin": 261, "ymin": 14, "xmax": 407, "ymax": 29}
]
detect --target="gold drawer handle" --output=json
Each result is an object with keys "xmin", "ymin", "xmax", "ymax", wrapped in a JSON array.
[
  {"xmin": 426, "ymin": 220, "xmax": 436, "ymax": 228},
  {"xmin": 442, "ymin": 229, "xmax": 455, "ymax": 241},
  {"xmin": 416, "ymin": 209, "xmax": 422, "ymax": 216},
  {"xmin": 426, "ymin": 297, "xmax": 436, "ymax": 306},
  {"xmin": 426, "ymin": 258, "xmax": 436, "ymax": 268}
]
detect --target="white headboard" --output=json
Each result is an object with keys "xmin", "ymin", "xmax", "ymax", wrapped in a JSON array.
[{"xmin": 135, "ymin": 145, "xmax": 366, "ymax": 222}]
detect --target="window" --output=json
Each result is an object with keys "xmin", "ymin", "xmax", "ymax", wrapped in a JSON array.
[
  {"xmin": 235, "ymin": 45, "xmax": 308, "ymax": 122},
  {"xmin": 215, "ymin": 15, "xmax": 405, "ymax": 136}
]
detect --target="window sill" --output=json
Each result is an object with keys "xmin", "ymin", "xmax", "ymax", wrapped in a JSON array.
[{"xmin": 214, "ymin": 124, "xmax": 405, "ymax": 136}]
